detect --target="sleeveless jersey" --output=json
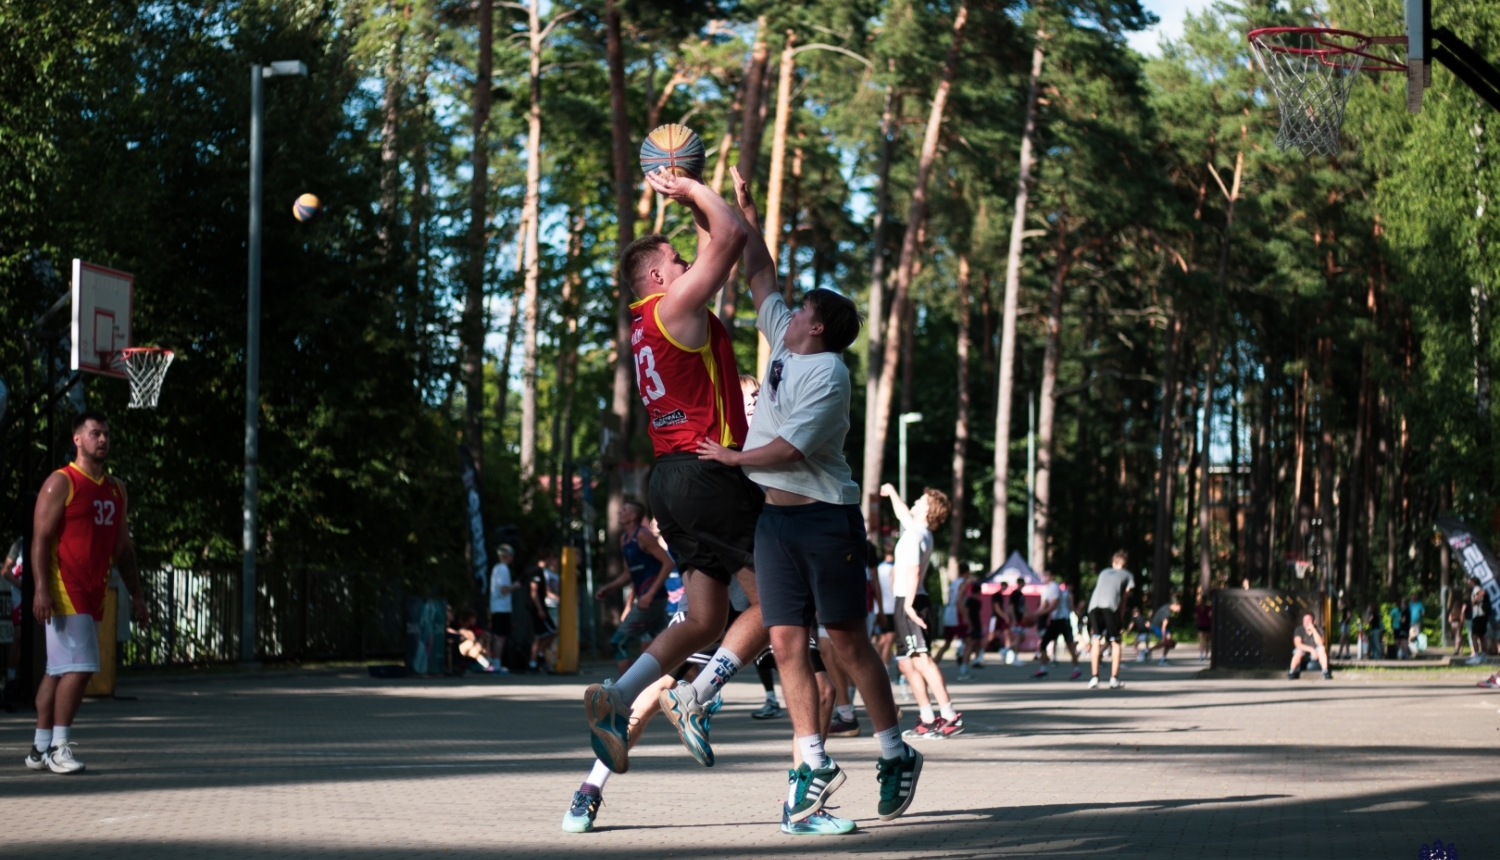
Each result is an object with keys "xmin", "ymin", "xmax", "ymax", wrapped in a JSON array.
[
  {"xmin": 49, "ymin": 463, "xmax": 124, "ymax": 620},
  {"xmin": 629, "ymin": 293, "xmax": 748, "ymax": 457},
  {"xmin": 621, "ymin": 525, "xmax": 656, "ymax": 592}
]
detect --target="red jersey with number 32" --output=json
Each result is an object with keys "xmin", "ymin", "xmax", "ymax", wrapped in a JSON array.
[
  {"xmin": 630, "ymin": 294, "xmax": 748, "ymax": 457},
  {"xmin": 48, "ymin": 463, "xmax": 123, "ymax": 620}
]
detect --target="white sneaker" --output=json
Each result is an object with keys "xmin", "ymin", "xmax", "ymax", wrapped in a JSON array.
[
  {"xmin": 1109, "ymin": 677, "xmax": 1125, "ymax": 690},
  {"xmin": 46, "ymin": 744, "xmax": 85, "ymax": 774},
  {"xmin": 1157, "ymin": 658, "xmax": 1169, "ymax": 666},
  {"xmin": 1136, "ymin": 651, "xmax": 1147, "ymax": 662},
  {"xmin": 24, "ymin": 747, "xmax": 48, "ymax": 771},
  {"xmin": 1087, "ymin": 676, "xmax": 1099, "ymax": 689}
]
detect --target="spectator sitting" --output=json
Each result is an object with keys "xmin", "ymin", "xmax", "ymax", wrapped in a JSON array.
[
  {"xmin": 450, "ymin": 608, "xmax": 503, "ymax": 673},
  {"xmin": 1289, "ymin": 613, "xmax": 1333, "ymax": 680}
]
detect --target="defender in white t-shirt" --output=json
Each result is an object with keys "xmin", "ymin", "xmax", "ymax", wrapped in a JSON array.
[{"xmin": 1029, "ymin": 568, "xmax": 1080, "ymax": 679}]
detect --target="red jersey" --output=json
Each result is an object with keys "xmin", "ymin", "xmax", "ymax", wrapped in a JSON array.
[
  {"xmin": 630, "ymin": 294, "xmax": 748, "ymax": 457},
  {"xmin": 47, "ymin": 463, "xmax": 124, "ymax": 620}
]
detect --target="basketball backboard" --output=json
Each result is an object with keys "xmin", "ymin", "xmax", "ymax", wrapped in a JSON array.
[{"xmin": 71, "ymin": 259, "xmax": 133, "ymax": 379}]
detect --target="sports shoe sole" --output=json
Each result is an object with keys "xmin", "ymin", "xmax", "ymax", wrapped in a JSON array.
[
  {"xmin": 658, "ymin": 686, "xmax": 714, "ymax": 767},
  {"xmin": 24, "ymin": 756, "xmax": 48, "ymax": 772},
  {"xmin": 878, "ymin": 747, "xmax": 923, "ymax": 821},
  {"xmin": 788, "ymin": 768, "xmax": 846, "ymax": 823},
  {"xmin": 584, "ymin": 685, "xmax": 630, "ymax": 775},
  {"xmin": 782, "ymin": 815, "xmax": 857, "ymax": 835},
  {"xmin": 827, "ymin": 725, "xmax": 861, "ymax": 738}
]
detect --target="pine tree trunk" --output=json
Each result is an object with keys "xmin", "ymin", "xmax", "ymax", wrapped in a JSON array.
[
  {"xmin": 1182, "ymin": 380, "xmax": 1198, "ymax": 601},
  {"xmin": 1152, "ymin": 308, "xmax": 1183, "ymax": 603},
  {"xmin": 866, "ymin": 5, "xmax": 967, "ymax": 540},
  {"xmin": 1340, "ymin": 355, "xmax": 1370, "ymax": 594},
  {"xmin": 1033, "ymin": 218, "xmax": 1071, "ymax": 572},
  {"xmin": 862, "ymin": 84, "xmax": 898, "ymax": 531},
  {"xmin": 519, "ymin": 0, "xmax": 544, "ymax": 488},
  {"xmin": 1317, "ymin": 336, "xmax": 1336, "ymax": 592},
  {"xmin": 605, "ymin": 0, "xmax": 636, "ymax": 578},
  {"xmin": 758, "ymin": 31, "xmax": 797, "ymax": 375},
  {"xmin": 1197, "ymin": 334, "xmax": 1218, "ymax": 597},
  {"xmin": 989, "ymin": 18, "xmax": 1042, "ymax": 569},
  {"xmin": 379, "ymin": 32, "xmax": 402, "ymax": 259},
  {"xmin": 948, "ymin": 254, "xmax": 973, "ymax": 582},
  {"xmin": 718, "ymin": 20, "xmax": 771, "ymax": 331},
  {"xmin": 461, "ymin": 0, "xmax": 494, "ymax": 473}
]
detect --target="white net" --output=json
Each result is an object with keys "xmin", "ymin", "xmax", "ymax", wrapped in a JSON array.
[
  {"xmin": 1250, "ymin": 30, "xmax": 1371, "ymax": 158},
  {"xmin": 118, "ymin": 348, "xmax": 175, "ymax": 409}
]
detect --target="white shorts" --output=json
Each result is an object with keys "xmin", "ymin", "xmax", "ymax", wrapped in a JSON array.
[{"xmin": 46, "ymin": 614, "xmax": 101, "ymax": 676}]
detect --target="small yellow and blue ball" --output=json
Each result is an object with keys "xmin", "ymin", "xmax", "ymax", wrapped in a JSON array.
[{"xmin": 292, "ymin": 193, "xmax": 322, "ymax": 223}]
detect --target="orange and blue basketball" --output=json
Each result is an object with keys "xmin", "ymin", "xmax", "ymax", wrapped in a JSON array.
[
  {"xmin": 292, "ymin": 193, "xmax": 322, "ymax": 223},
  {"xmin": 640, "ymin": 124, "xmax": 706, "ymax": 180}
]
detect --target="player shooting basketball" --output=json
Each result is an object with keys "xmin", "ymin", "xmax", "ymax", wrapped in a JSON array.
[{"xmin": 26, "ymin": 411, "xmax": 149, "ymax": 774}]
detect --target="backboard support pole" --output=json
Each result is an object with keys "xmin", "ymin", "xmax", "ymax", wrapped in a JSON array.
[
  {"xmin": 1431, "ymin": 27, "xmax": 1500, "ymax": 113},
  {"xmin": 242, "ymin": 63, "xmax": 263, "ymax": 665}
]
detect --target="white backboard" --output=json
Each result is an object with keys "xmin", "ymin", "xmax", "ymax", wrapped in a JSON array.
[{"xmin": 71, "ymin": 259, "xmax": 133, "ymax": 378}]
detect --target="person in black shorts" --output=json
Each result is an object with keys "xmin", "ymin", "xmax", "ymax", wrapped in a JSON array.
[
  {"xmin": 696, "ymin": 169, "xmax": 921, "ymax": 832},
  {"xmin": 526, "ymin": 557, "xmax": 559, "ymax": 674},
  {"xmin": 1031, "ymin": 568, "xmax": 1080, "ymax": 679},
  {"xmin": 1086, "ymin": 551, "xmax": 1134, "ymax": 690},
  {"xmin": 581, "ymin": 167, "xmax": 769, "ymax": 779}
]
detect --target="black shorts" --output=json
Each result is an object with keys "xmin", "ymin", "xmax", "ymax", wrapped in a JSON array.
[
  {"xmin": 649, "ymin": 454, "xmax": 763, "ymax": 583},
  {"xmin": 489, "ymin": 612, "xmax": 512, "ymax": 637},
  {"xmin": 1089, "ymin": 607, "xmax": 1122, "ymax": 642},
  {"xmin": 1041, "ymin": 617, "xmax": 1073, "ymax": 648},
  {"xmin": 875, "ymin": 613, "xmax": 896, "ymax": 635},
  {"xmin": 755, "ymin": 502, "xmax": 868, "ymax": 628},
  {"xmin": 529, "ymin": 606, "xmax": 558, "ymax": 638},
  {"xmin": 964, "ymin": 598, "xmax": 982, "ymax": 635},
  {"xmin": 895, "ymin": 595, "xmax": 930, "ymax": 657}
]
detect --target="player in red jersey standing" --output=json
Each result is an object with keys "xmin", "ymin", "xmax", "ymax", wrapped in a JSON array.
[
  {"xmin": 25, "ymin": 412, "xmax": 148, "ymax": 774},
  {"xmin": 581, "ymin": 167, "xmax": 769, "ymax": 777}
]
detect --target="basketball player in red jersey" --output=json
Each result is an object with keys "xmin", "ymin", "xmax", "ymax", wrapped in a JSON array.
[
  {"xmin": 25, "ymin": 412, "xmax": 149, "ymax": 774},
  {"xmin": 582, "ymin": 167, "xmax": 769, "ymax": 775}
]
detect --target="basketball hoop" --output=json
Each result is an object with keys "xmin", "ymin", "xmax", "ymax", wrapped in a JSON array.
[
  {"xmin": 1249, "ymin": 27, "xmax": 1407, "ymax": 157},
  {"xmin": 115, "ymin": 347, "xmax": 175, "ymax": 409}
]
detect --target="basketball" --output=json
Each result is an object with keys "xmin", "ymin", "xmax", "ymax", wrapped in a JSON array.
[
  {"xmin": 639, "ymin": 124, "xmax": 706, "ymax": 179},
  {"xmin": 292, "ymin": 193, "xmax": 322, "ymax": 222}
]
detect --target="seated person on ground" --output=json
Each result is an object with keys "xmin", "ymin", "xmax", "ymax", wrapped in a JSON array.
[{"xmin": 1289, "ymin": 613, "xmax": 1332, "ymax": 680}]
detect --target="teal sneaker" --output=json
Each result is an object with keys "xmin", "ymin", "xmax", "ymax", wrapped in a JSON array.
[
  {"xmin": 780, "ymin": 803, "xmax": 856, "ymax": 835},
  {"xmin": 658, "ymin": 680, "xmax": 714, "ymax": 767},
  {"xmin": 583, "ymin": 682, "xmax": 631, "ymax": 774},
  {"xmin": 561, "ymin": 788, "xmax": 602, "ymax": 833},
  {"xmin": 875, "ymin": 743, "xmax": 923, "ymax": 820},
  {"xmin": 787, "ymin": 761, "xmax": 846, "ymax": 822}
]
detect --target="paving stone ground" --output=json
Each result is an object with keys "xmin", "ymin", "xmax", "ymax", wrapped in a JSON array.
[{"xmin": 3, "ymin": 659, "xmax": 1496, "ymax": 859}]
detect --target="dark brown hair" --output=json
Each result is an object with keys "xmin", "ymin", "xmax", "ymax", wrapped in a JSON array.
[{"xmin": 803, "ymin": 288, "xmax": 862, "ymax": 353}]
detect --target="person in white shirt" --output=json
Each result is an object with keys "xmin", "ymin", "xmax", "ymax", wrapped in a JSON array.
[
  {"xmin": 488, "ymin": 545, "xmax": 517, "ymax": 674},
  {"xmin": 874, "ymin": 547, "xmax": 896, "ymax": 664},
  {"xmin": 881, "ymin": 483, "xmax": 961, "ymax": 741},
  {"xmin": 695, "ymin": 167, "xmax": 922, "ymax": 832},
  {"xmin": 1029, "ymin": 568, "xmax": 1081, "ymax": 679}
]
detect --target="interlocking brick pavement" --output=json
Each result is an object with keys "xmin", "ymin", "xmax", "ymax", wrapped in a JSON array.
[{"xmin": 2, "ymin": 660, "xmax": 1495, "ymax": 858}]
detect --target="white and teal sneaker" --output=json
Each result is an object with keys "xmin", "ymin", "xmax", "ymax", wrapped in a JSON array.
[
  {"xmin": 561, "ymin": 788, "xmax": 602, "ymax": 833},
  {"xmin": 658, "ymin": 680, "xmax": 714, "ymax": 767},
  {"xmin": 787, "ymin": 761, "xmax": 846, "ymax": 822},
  {"xmin": 24, "ymin": 746, "xmax": 48, "ymax": 771},
  {"xmin": 583, "ymin": 682, "xmax": 632, "ymax": 774},
  {"xmin": 780, "ymin": 802, "xmax": 856, "ymax": 836}
]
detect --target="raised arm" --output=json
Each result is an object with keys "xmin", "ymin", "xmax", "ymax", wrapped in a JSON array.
[
  {"xmin": 879, "ymin": 483, "xmax": 916, "ymax": 529},
  {"xmin": 648, "ymin": 170, "xmax": 746, "ymax": 347},
  {"xmin": 729, "ymin": 166, "xmax": 779, "ymax": 314}
]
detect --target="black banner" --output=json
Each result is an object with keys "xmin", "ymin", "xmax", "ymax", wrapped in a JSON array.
[{"xmin": 1436, "ymin": 517, "xmax": 1500, "ymax": 615}]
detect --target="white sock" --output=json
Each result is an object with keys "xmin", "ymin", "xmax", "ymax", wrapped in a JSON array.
[
  {"xmin": 691, "ymin": 647, "xmax": 742, "ymax": 704},
  {"xmin": 919, "ymin": 703, "xmax": 935, "ymax": 723},
  {"xmin": 796, "ymin": 734, "xmax": 828, "ymax": 769},
  {"xmin": 52, "ymin": 726, "xmax": 70, "ymax": 747},
  {"xmin": 765, "ymin": 690, "xmax": 778, "ymax": 704},
  {"xmin": 585, "ymin": 759, "xmax": 612, "ymax": 790},
  {"xmin": 34, "ymin": 728, "xmax": 52, "ymax": 751},
  {"xmin": 835, "ymin": 704, "xmax": 854, "ymax": 721},
  {"xmin": 874, "ymin": 726, "xmax": 904, "ymax": 760},
  {"xmin": 939, "ymin": 702, "xmax": 957, "ymax": 720},
  {"xmin": 475, "ymin": 655, "xmax": 492, "ymax": 669},
  {"xmin": 613, "ymin": 654, "xmax": 663, "ymax": 702}
]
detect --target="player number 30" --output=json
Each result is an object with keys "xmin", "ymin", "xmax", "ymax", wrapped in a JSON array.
[
  {"xmin": 635, "ymin": 347, "xmax": 666, "ymax": 404},
  {"xmin": 93, "ymin": 500, "xmax": 116, "ymax": 526}
]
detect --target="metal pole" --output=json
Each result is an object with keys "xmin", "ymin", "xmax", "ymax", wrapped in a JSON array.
[
  {"xmin": 241, "ymin": 64, "xmax": 263, "ymax": 664},
  {"xmin": 899, "ymin": 418, "xmax": 908, "ymax": 503},
  {"xmin": 1027, "ymin": 390, "xmax": 1035, "ymax": 568}
]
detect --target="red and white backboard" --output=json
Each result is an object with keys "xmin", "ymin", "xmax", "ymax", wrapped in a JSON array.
[{"xmin": 71, "ymin": 259, "xmax": 133, "ymax": 379}]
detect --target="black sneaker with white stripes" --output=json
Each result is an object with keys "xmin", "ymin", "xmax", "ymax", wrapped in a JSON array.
[{"xmin": 787, "ymin": 760, "xmax": 846, "ymax": 823}]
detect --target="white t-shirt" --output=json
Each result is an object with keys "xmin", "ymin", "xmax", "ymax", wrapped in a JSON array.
[
  {"xmin": 942, "ymin": 577, "xmax": 963, "ymax": 626},
  {"xmin": 1040, "ymin": 581, "xmax": 1072, "ymax": 621},
  {"xmin": 877, "ymin": 561, "xmax": 895, "ymax": 615},
  {"xmin": 489, "ymin": 563, "xmax": 512, "ymax": 613},
  {"xmin": 741, "ymin": 295, "xmax": 861, "ymax": 505},
  {"xmin": 892, "ymin": 522, "xmax": 932, "ymax": 598}
]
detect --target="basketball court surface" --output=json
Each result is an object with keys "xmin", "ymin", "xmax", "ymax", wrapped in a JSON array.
[{"xmin": 2, "ymin": 663, "xmax": 1494, "ymax": 858}]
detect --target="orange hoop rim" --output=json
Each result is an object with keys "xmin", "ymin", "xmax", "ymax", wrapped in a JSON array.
[
  {"xmin": 117, "ymin": 346, "xmax": 174, "ymax": 359},
  {"xmin": 1248, "ymin": 27, "xmax": 1408, "ymax": 74}
]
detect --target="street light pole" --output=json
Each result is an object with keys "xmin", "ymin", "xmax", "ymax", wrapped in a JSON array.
[
  {"xmin": 242, "ymin": 60, "xmax": 306, "ymax": 664},
  {"xmin": 898, "ymin": 412, "xmax": 923, "ymax": 502}
]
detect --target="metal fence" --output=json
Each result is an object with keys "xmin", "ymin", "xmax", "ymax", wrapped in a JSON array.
[{"xmin": 123, "ymin": 567, "xmax": 406, "ymax": 667}]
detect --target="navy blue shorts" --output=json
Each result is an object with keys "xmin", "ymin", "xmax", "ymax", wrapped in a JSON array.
[{"xmin": 754, "ymin": 502, "xmax": 868, "ymax": 628}]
